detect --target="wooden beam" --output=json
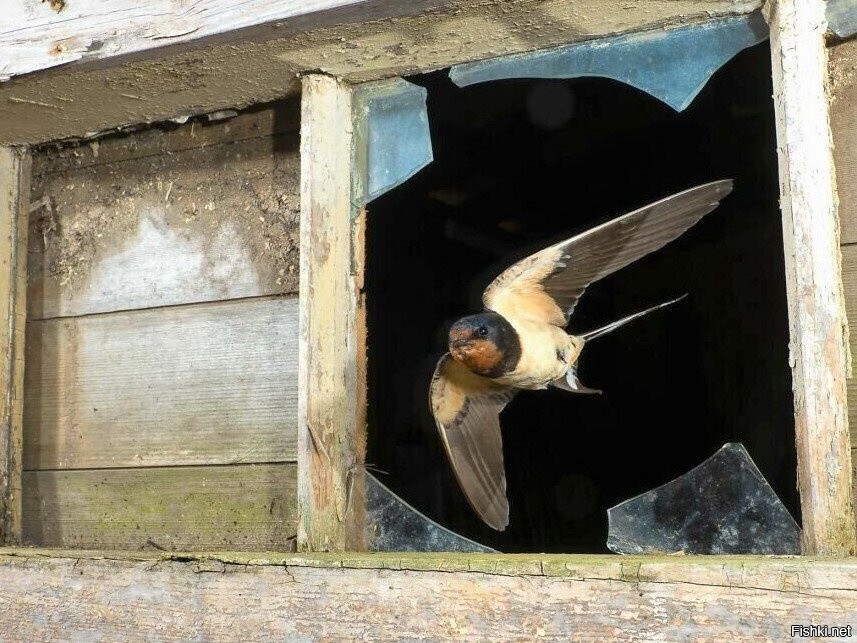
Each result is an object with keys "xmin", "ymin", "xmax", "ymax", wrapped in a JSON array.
[
  {"xmin": 0, "ymin": 551, "xmax": 856, "ymax": 639},
  {"xmin": 0, "ymin": 147, "xmax": 29, "ymax": 546},
  {"xmin": 32, "ymin": 98, "xmax": 300, "ymax": 175},
  {"xmin": 0, "ymin": 1, "xmax": 761, "ymax": 145},
  {"xmin": 298, "ymin": 74, "xmax": 365, "ymax": 552},
  {"xmin": 765, "ymin": 0, "xmax": 856, "ymax": 556},
  {"xmin": 1, "ymin": 0, "xmax": 383, "ymax": 82}
]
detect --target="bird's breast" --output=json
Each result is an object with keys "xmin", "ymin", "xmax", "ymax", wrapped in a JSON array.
[{"xmin": 493, "ymin": 319, "xmax": 579, "ymax": 389}]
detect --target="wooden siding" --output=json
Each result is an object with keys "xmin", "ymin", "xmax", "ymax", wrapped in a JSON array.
[
  {"xmin": 21, "ymin": 105, "xmax": 301, "ymax": 550},
  {"xmin": 830, "ymin": 36, "xmax": 857, "ymax": 543},
  {"xmin": 831, "ymin": 38, "xmax": 857, "ymax": 246},
  {"xmin": 22, "ymin": 465, "xmax": 297, "ymax": 551},
  {"xmin": 23, "ymin": 297, "xmax": 298, "ymax": 470},
  {"xmin": 28, "ymin": 110, "xmax": 300, "ymax": 319}
]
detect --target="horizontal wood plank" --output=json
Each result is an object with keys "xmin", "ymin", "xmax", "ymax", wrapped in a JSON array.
[
  {"xmin": 830, "ymin": 39, "xmax": 857, "ymax": 246},
  {"xmin": 24, "ymin": 297, "xmax": 298, "ymax": 470},
  {"xmin": 0, "ymin": 552, "xmax": 855, "ymax": 640},
  {"xmin": 33, "ymin": 100, "xmax": 300, "ymax": 174},
  {"xmin": 21, "ymin": 464, "xmax": 297, "ymax": 551},
  {"xmin": 0, "ymin": 2, "xmax": 761, "ymax": 145},
  {"xmin": 29, "ymin": 132, "xmax": 300, "ymax": 319}
]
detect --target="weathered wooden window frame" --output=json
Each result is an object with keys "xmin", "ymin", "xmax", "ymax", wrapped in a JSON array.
[
  {"xmin": 297, "ymin": 1, "xmax": 857, "ymax": 557},
  {"xmin": 1, "ymin": 0, "xmax": 856, "ymax": 635}
]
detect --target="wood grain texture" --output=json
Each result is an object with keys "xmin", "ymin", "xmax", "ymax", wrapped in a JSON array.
[
  {"xmin": 298, "ymin": 75, "xmax": 365, "ymax": 552},
  {"xmin": 28, "ymin": 124, "xmax": 300, "ymax": 320},
  {"xmin": 21, "ymin": 464, "xmax": 298, "ymax": 550},
  {"xmin": 766, "ymin": 0, "xmax": 856, "ymax": 555},
  {"xmin": 33, "ymin": 100, "xmax": 300, "ymax": 175},
  {"xmin": 24, "ymin": 296, "xmax": 298, "ymax": 470},
  {"xmin": 1, "ymin": 0, "xmax": 384, "ymax": 81},
  {"xmin": 0, "ymin": 552, "xmax": 856, "ymax": 640},
  {"xmin": 841, "ymin": 245, "xmax": 857, "ymax": 451},
  {"xmin": 830, "ymin": 39, "xmax": 857, "ymax": 246},
  {"xmin": 0, "ymin": 1, "xmax": 761, "ymax": 145},
  {"xmin": 0, "ymin": 147, "xmax": 30, "ymax": 546}
]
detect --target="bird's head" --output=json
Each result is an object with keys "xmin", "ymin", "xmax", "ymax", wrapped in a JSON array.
[{"xmin": 448, "ymin": 312, "xmax": 521, "ymax": 378}]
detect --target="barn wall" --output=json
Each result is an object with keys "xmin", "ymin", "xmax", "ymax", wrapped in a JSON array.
[
  {"xmin": 829, "ymin": 36, "xmax": 857, "ymax": 537},
  {"xmin": 22, "ymin": 103, "xmax": 301, "ymax": 550}
]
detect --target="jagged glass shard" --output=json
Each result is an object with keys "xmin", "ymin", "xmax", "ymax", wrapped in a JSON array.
[
  {"xmin": 365, "ymin": 473, "xmax": 497, "ymax": 552},
  {"xmin": 449, "ymin": 13, "xmax": 769, "ymax": 112},
  {"xmin": 828, "ymin": 0, "xmax": 857, "ymax": 39},
  {"xmin": 607, "ymin": 443, "xmax": 801, "ymax": 555},
  {"xmin": 352, "ymin": 78, "xmax": 434, "ymax": 205}
]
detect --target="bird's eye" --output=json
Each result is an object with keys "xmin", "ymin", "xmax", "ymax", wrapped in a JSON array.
[{"xmin": 477, "ymin": 326, "xmax": 488, "ymax": 337}]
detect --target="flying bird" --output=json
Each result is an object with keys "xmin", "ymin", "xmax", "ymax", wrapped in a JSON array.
[{"xmin": 429, "ymin": 180, "xmax": 734, "ymax": 530}]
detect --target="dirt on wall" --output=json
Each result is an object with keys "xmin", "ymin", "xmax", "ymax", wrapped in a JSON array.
[{"xmin": 28, "ymin": 104, "xmax": 301, "ymax": 317}]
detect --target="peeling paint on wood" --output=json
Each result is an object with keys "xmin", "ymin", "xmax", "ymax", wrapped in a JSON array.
[
  {"xmin": 1, "ymin": 0, "xmax": 376, "ymax": 82},
  {"xmin": 298, "ymin": 75, "xmax": 366, "ymax": 552},
  {"xmin": 766, "ymin": 0, "xmax": 856, "ymax": 555}
]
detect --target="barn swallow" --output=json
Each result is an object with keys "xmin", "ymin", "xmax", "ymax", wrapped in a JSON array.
[{"xmin": 429, "ymin": 180, "xmax": 734, "ymax": 530}]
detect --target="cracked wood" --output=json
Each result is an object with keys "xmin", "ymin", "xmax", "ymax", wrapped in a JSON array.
[{"xmin": 0, "ymin": 552, "xmax": 855, "ymax": 640}]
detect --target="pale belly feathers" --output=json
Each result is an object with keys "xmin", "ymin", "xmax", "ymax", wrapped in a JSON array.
[{"xmin": 494, "ymin": 317, "xmax": 583, "ymax": 390}]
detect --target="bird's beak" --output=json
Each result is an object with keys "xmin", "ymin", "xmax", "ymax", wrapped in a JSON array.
[{"xmin": 451, "ymin": 338, "xmax": 472, "ymax": 349}]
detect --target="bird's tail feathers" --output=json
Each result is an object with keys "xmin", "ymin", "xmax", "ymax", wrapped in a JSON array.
[
  {"xmin": 580, "ymin": 294, "xmax": 687, "ymax": 342},
  {"xmin": 551, "ymin": 365, "xmax": 602, "ymax": 395}
]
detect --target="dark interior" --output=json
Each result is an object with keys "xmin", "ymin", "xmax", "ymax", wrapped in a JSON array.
[{"xmin": 365, "ymin": 42, "xmax": 798, "ymax": 553}]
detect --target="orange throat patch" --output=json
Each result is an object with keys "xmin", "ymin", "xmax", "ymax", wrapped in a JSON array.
[{"xmin": 450, "ymin": 339, "xmax": 504, "ymax": 377}]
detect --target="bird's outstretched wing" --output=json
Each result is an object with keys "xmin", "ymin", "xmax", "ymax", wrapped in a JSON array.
[
  {"xmin": 430, "ymin": 353, "xmax": 517, "ymax": 531},
  {"xmin": 482, "ymin": 180, "xmax": 734, "ymax": 326}
]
